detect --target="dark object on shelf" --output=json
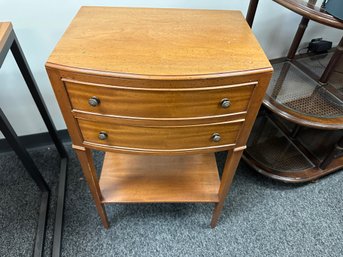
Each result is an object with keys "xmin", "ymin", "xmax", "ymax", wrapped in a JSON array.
[
  {"xmin": 0, "ymin": 22, "xmax": 68, "ymax": 257},
  {"xmin": 245, "ymin": 0, "xmax": 343, "ymax": 182},
  {"xmin": 308, "ymin": 38, "xmax": 332, "ymax": 53},
  {"xmin": 322, "ymin": 0, "xmax": 343, "ymax": 21}
]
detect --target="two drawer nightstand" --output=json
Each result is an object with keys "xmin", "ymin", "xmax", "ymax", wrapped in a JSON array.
[{"xmin": 46, "ymin": 7, "xmax": 272, "ymax": 228}]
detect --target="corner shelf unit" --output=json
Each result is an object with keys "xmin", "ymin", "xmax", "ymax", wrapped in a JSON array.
[
  {"xmin": 244, "ymin": 54, "xmax": 343, "ymax": 183},
  {"xmin": 244, "ymin": 0, "xmax": 343, "ymax": 182}
]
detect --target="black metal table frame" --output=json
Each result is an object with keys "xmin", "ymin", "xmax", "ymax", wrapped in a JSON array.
[{"xmin": 0, "ymin": 26, "xmax": 68, "ymax": 257}]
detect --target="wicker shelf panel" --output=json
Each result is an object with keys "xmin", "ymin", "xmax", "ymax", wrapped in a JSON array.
[
  {"xmin": 246, "ymin": 117, "xmax": 314, "ymax": 172},
  {"xmin": 266, "ymin": 61, "xmax": 343, "ymax": 119},
  {"xmin": 244, "ymin": 115, "xmax": 343, "ymax": 182}
]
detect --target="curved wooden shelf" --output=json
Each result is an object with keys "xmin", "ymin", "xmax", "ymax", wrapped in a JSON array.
[
  {"xmin": 263, "ymin": 60, "xmax": 343, "ymax": 130},
  {"xmin": 243, "ymin": 153, "xmax": 343, "ymax": 183},
  {"xmin": 273, "ymin": 0, "xmax": 343, "ymax": 29},
  {"xmin": 99, "ymin": 152, "xmax": 220, "ymax": 203},
  {"xmin": 263, "ymin": 95, "xmax": 343, "ymax": 130},
  {"xmin": 243, "ymin": 115, "xmax": 343, "ymax": 183},
  {"xmin": 245, "ymin": 0, "xmax": 343, "ymax": 183}
]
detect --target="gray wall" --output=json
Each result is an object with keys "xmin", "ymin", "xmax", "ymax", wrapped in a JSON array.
[{"xmin": 0, "ymin": 0, "xmax": 340, "ymax": 137}]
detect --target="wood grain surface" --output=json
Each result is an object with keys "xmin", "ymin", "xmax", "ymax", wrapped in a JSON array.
[
  {"xmin": 77, "ymin": 118, "xmax": 243, "ymax": 152},
  {"xmin": 46, "ymin": 7, "xmax": 273, "ymax": 228},
  {"xmin": 65, "ymin": 80, "xmax": 256, "ymax": 119},
  {"xmin": 99, "ymin": 152, "xmax": 220, "ymax": 203},
  {"xmin": 47, "ymin": 7, "xmax": 271, "ymax": 78},
  {"xmin": 0, "ymin": 22, "xmax": 12, "ymax": 52}
]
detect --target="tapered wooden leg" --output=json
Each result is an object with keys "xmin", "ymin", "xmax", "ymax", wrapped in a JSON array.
[
  {"xmin": 73, "ymin": 145, "xmax": 109, "ymax": 228},
  {"xmin": 211, "ymin": 147, "xmax": 245, "ymax": 228},
  {"xmin": 287, "ymin": 17, "xmax": 309, "ymax": 60},
  {"xmin": 246, "ymin": 0, "xmax": 260, "ymax": 28}
]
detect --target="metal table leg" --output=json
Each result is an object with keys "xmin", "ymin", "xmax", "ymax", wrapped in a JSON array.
[
  {"xmin": 0, "ymin": 109, "xmax": 49, "ymax": 257},
  {"xmin": 10, "ymin": 32, "xmax": 67, "ymax": 159},
  {"xmin": 9, "ymin": 29, "xmax": 68, "ymax": 257},
  {"xmin": 1, "ymin": 25, "xmax": 68, "ymax": 257}
]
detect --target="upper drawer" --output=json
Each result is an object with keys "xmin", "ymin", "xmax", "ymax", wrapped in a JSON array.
[{"xmin": 64, "ymin": 80, "xmax": 256, "ymax": 119}]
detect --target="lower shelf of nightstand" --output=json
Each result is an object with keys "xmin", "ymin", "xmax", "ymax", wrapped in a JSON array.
[{"xmin": 99, "ymin": 152, "xmax": 220, "ymax": 203}]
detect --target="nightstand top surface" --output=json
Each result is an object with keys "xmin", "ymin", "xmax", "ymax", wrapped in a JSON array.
[
  {"xmin": 47, "ymin": 7, "xmax": 271, "ymax": 78},
  {"xmin": 0, "ymin": 22, "xmax": 12, "ymax": 52}
]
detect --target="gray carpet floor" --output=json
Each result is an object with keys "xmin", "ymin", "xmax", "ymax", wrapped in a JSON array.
[
  {"xmin": 1, "ymin": 53, "xmax": 343, "ymax": 257},
  {"xmin": 0, "ymin": 144, "xmax": 342, "ymax": 257}
]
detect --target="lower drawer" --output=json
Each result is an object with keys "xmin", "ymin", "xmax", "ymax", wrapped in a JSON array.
[{"xmin": 77, "ymin": 118, "xmax": 243, "ymax": 153}]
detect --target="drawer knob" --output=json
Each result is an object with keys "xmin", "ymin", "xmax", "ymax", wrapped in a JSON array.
[
  {"xmin": 220, "ymin": 98, "xmax": 231, "ymax": 108},
  {"xmin": 88, "ymin": 96, "xmax": 100, "ymax": 107},
  {"xmin": 98, "ymin": 131, "xmax": 108, "ymax": 140},
  {"xmin": 211, "ymin": 133, "xmax": 221, "ymax": 142}
]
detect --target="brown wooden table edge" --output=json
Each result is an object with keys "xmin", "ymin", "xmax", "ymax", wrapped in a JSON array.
[{"xmin": 45, "ymin": 62, "xmax": 273, "ymax": 81}]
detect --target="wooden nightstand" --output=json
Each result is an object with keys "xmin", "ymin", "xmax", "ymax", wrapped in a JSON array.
[{"xmin": 46, "ymin": 7, "xmax": 272, "ymax": 228}]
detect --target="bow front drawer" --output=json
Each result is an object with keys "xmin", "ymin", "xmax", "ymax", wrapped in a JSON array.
[
  {"xmin": 77, "ymin": 118, "xmax": 244, "ymax": 153},
  {"xmin": 65, "ymin": 80, "xmax": 256, "ymax": 119}
]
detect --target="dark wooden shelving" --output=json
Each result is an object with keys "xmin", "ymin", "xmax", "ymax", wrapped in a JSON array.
[
  {"xmin": 245, "ymin": 0, "xmax": 343, "ymax": 182},
  {"xmin": 274, "ymin": 0, "xmax": 343, "ymax": 29}
]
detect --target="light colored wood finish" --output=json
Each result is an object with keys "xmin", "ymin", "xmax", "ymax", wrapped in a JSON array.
[
  {"xmin": 211, "ymin": 147, "xmax": 244, "ymax": 228},
  {"xmin": 73, "ymin": 147, "xmax": 109, "ymax": 228},
  {"xmin": 236, "ymin": 73, "xmax": 273, "ymax": 146},
  {"xmin": 46, "ymin": 68, "xmax": 84, "ymax": 145},
  {"xmin": 73, "ymin": 109, "xmax": 247, "ymax": 127},
  {"xmin": 47, "ymin": 7, "xmax": 271, "ymax": 78},
  {"xmin": 0, "ymin": 22, "xmax": 12, "ymax": 52},
  {"xmin": 57, "ymin": 68, "xmax": 270, "ymax": 88},
  {"xmin": 99, "ymin": 152, "xmax": 220, "ymax": 203},
  {"xmin": 77, "ymin": 118, "xmax": 243, "ymax": 153},
  {"xmin": 65, "ymin": 80, "xmax": 256, "ymax": 119},
  {"xmin": 46, "ymin": 7, "xmax": 273, "ymax": 228}
]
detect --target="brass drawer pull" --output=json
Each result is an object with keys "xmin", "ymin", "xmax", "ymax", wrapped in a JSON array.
[
  {"xmin": 220, "ymin": 98, "xmax": 231, "ymax": 108},
  {"xmin": 98, "ymin": 131, "xmax": 108, "ymax": 140},
  {"xmin": 88, "ymin": 96, "xmax": 100, "ymax": 107},
  {"xmin": 211, "ymin": 133, "xmax": 221, "ymax": 142}
]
